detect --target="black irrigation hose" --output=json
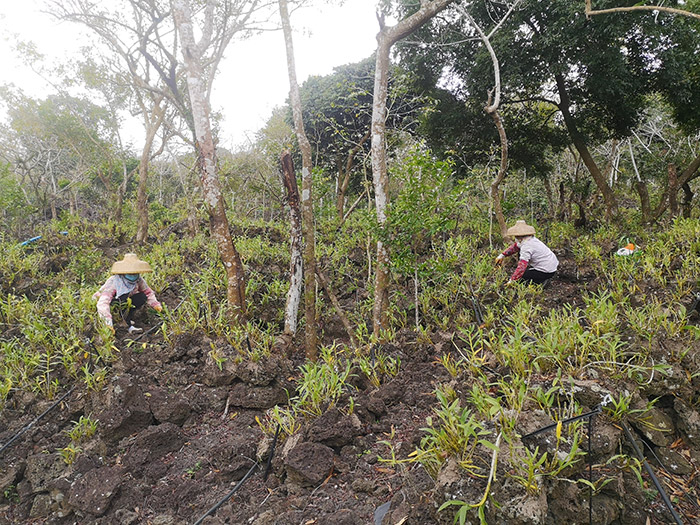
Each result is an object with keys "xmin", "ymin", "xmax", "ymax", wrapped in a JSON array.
[
  {"xmin": 263, "ymin": 424, "xmax": 281, "ymax": 481},
  {"xmin": 468, "ymin": 282, "xmax": 484, "ymax": 326},
  {"xmin": 620, "ymin": 421, "xmax": 683, "ymax": 525},
  {"xmin": 520, "ymin": 405, "xmax": 602, "ymax": 525},
  {"xmin": 520, "ymin": 405, "xmax": 602, "ymax": 439},
  {"xmin": 192, "ymin": 461, "xmax": 259, "ymax": 525},
  {"xmin": 0, "ymin": 386, "xmax": 76, "ymax": 457}
]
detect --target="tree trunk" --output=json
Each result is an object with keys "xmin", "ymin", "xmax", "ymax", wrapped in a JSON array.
[
  {"xmin": 667, "ymin": 163, "xmax": 679, "ymax": 217},
  {"xmin": 279, "ymin": 0, "xmax": 317, "ymax": 360},
  {"xmin": 135, "ymin": 121, "xmax": 158, "ymax": 243},
  {"xmin": 336, "ymin": 130, "xmax": 370, "ymax": 220},
  {"xmin": 173, "ymin": 0, "xmax": 246, "ymax": 318},
  {"xmin": 555, "ymin": 73, "xmax": 618, "ymax": 220},
  {"xmin": 650, "ymin": 152, "xmax": 700, "ymax": 222},
  {"xmin": 633, "ymin": 181, "xmax": 652, "ymax": 223},
  {"xmin": 681, "ymin": 181, "xmax": 694, "ymax": 219},
  {"xmin": 488, "ymin": 108, "xmax": 508, "ymax": 238},
  {"xmin": 370, "ymin": 0, "xmax": 456, "ymax": 339},
  {"xmin": 280, "ymin": 151, "xmax": 303, "ymax": 342}
]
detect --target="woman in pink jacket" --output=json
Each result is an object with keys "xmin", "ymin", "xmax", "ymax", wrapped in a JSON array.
[{"xmin": 94, "ymin": 253, "xmax": 162, "ymax": 333}]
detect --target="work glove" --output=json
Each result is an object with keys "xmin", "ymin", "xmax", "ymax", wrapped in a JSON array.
[
  {"xmin": 494, "ymin": 254, "xmax": 505, "ymax": 266},
  {"xmin": 504, "ymin": 279, "xmax": 516, "ymax": 287},
  {"xmin": 103, "ymin": 317, "xmax": 115, "ymax": 333},
  {"xmin": 153, "ymin": 303, "xmax": 163, "ymax": 313}
]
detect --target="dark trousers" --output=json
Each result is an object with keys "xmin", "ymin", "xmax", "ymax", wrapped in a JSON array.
[
  {"xmin": 521, "ymin": 269, "xmax": 556, "ymax": 285},
  {"xmin": 113, "ymin": 292, "xmax": 147, "ymax": 323}
]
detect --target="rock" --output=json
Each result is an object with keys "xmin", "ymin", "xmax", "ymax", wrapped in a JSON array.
[
  {"xmin": 366, "ymin": 395, "xmax": 387, "ymax": 416},
  {"xmin": 0, "ymin": 462, "xmax": 23, "ymax": 503},
  {"xmin": 148, "ymin": 388, "xmax": 191, "ymax": 426},
  {"xmin": 655, "ymin": 447, "xmax": 693, "ymax": 475},
  {"xmin": 228, "ymin": 382, "xmax": 286, "ymax": 409},
  {"xmin": 284, "ymin": 442, "xmax": 334, "ymax": 486},
  {"xmin": 123, "ymin": 423, "xmax": 186, "ymax": 476},
  {"xmin": 592, "ymin": 422, "xmax": 623, "ymax": 459},
  {"xmin": 200, "ymin": 350, "xmax": 236, "ymax": 386},
  {"xmin": 571, "ymin": 380, "xmax": 612, "ymax": 408},
  {"xmin": 307, "ymin": 408, "xmax": 362, "ymax": 448},
  {"xmin": 674, "ymin": 397, "xmax": 700, "ymax": 447},
  {"xmin": 25, "ymin": 453, "xmax": 67, "ymax": 493},
  {"xmin": 28, "ymin": 493, "xmax": 52, "ymax": 518},
  {"xmin": 318, "ymin": 508, "xmax": 359, "ymax": 525},
  {"xmin": 96, "ymin": 374, "xmax": 153, "ymax": 442},
  {"xmin": 67, "ymin": 466, "xmax": 122, "ymax": 517},
  {"xmin": 630, "ymin": 407, "xmax": 674, "ymax": 447},
  {"xmin": 351, "ymin": 479, "xmax": 376, "ymax": 494},
  {"xmin": 233, "ymin": 359, "xmax": 278, "ymax": 386}
]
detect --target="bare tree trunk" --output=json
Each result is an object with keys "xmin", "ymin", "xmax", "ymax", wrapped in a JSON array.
[
  {"xmin": 316, "ymin": 267, "xmax": 358, "ymax": 349},
  {"xmin": 488, "ymin": 108, "xmax": 509, "ymax": 238},
  {"xmin": 370, "ymin": 0, "xmax": 456, "ymax": 339},
  {"xmin": 173, "ymin": 0, "xmax": 246, "ymax": 318},
  {"xmin": 336, "ymin": 130, "xmax": 370, "ymax": 220},
  {"xmin": 135, "ymin": 114, "xmax": 162, "ymax": 243},
  {"xmin": 633, "ymin": 181, "xmax": 652, "ymax": 223},
  {"xmin": 681, "ymin": 180, "xmax": 694, "ymax": 219},
  {"xmin": 667, "ymin": 163, "xmax": 679, "ymax": 217},
  {"xmin": 279, "ymin": 151, "xmax": 303, "ymax": 347},
  {"xmin": 555, "ymin": 73, "xmax": 618, "ymax": 220},
  {"xmin": 279, "ymin": 0, "xmax": 317, "ymax": 360},
  {"xmin": 650, "ymin": 152, "xmax": 700, "ymax": 221}
]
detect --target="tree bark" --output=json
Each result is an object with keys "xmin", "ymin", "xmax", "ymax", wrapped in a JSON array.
[
  {"xmin": 316, "ymin": 267, "xmax": 358, "ymax": 349},
  {"xmin": 371, "ymin": 0, "xmax": 456, "ymax": 339},
  {"xmin": 173, "ymin": 0, "xmax": 246, "ymax": 318},
  {"xmin": 650, "ymin": 152, "xmax": 700, "ymax": 222},
  {"xmin": 681, "ymin": 181, "xmax": 694, "ymax": 219},
  {"xmin": 279, "ymin": 0, "xmax": 317, "ymax": 360},
  {"xmin": 555, "ymin": 73, "xmax": 618, "ymax": 220},
  {"xmin": 280, "ymin": 151, "xmax": 303, "ymax": 341},
  {"xmin": 336, "ymin": 130, "xmax": 370, "ymax": 219},
  {"xmin": 633, "ymin": 181, "xmax": 652, "ymax": 223},
  {"xmin": 135, "ymin": 103, "xmax": 164, "ymax": 243},
  {"xmin": 488, "ymin": 108, "xmax": 509, "ymax": 238}
]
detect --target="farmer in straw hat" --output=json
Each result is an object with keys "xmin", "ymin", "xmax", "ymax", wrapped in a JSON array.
[
  {"xmin": 495, "ymin": 220, "xmax": 559, "ymax": 285},
  {"xmin": 94, "ymin": 253, "xmax": 162, "ymax": 333}
]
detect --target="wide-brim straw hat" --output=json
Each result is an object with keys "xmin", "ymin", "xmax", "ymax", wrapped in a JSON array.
[
  {"xmin": 506, "ymin": 220, "xmax": 536, "ymax": 237},
  {"xmin": 111, "ymin": 253, "xmax": 153, "ymax": 274}
]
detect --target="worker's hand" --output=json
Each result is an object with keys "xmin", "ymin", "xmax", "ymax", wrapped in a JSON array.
[
  {"xmin": 504, "ymin": 279, "xmax": 516, "ymax": 287},
  {"xmin": 104, "ymin": 317, "xmax": 115, "ymax": 333},
  {"xmin": 153, "ymin": 303, "xmax": 163, "ymax": 313},
  {"xmin": 494, "ymin": 254, "xmax": 505, "ymax": 267}
]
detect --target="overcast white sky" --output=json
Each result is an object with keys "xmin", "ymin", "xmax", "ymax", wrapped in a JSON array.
[{"xmin": 0, "ymin": 1, "xmax": 382, "ymax": 150}]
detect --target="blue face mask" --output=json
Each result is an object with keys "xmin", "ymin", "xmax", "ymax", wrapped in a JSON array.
[{"xmin": 124, "ymin": 274, "xmax": 139, "ymax": 282}]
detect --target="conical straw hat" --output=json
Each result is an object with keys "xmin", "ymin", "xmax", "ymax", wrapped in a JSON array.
[
  {"xmin": 111, "ymin": 253, "xmax": 153, "ymax": 274},
  {"xmin": 506, "ymin": 220, "xmax": 536, "ymax": 237}
]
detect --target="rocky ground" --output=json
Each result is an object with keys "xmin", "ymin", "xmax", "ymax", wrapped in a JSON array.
[{"xmin": 1, "ymin": 249, "xmax": 699, "ymax": 525}]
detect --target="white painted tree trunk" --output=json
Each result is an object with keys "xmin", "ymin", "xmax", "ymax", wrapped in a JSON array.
[
  {"xmin": 279, "ymin": 0, "xmax": 317, "ymax": 360},
  {"xmin": 370, "ymin": 0, "xmax": 456, "ymax": 338}
]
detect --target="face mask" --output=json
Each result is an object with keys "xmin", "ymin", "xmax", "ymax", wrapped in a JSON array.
[{"xmin": 124, "ymin": 274, "xmax": 139, "ymax": 282}]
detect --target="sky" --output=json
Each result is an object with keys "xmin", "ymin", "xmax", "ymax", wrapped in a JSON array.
[{"xmin": 0, "ymin": 1, "xmax": 382, "ymax": 150}]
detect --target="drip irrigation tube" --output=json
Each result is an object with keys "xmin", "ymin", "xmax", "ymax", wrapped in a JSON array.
[
  {"xmin": 263, "ymin": 424, "xmax": 281, "ymax": 481},
  {"xmin": 0, "ymin": 386, "xmax": 76, "ymax": 457},
  {"xmin": 620, "ymin": 421, "xmax": 683, "ymax": 525},
  {"xmin": 520, "ymin": 406, "xmax": 602, "ymax": 439},
  {"xmin": 520, "ymin": 405, "xmax": 602, "ymax": 525},
  {"xmin": 192, "ymin": 461, "xmax": 259, "ymax": 525}
]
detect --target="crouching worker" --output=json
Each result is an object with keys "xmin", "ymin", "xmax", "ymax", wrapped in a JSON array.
[
  {"xmin": 94, "ymin": 253, "xmax": 162, "ymax": 333},
  {"xmin": 495, "ymin": 220, "xmax": 558, "ymax": 285}
]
